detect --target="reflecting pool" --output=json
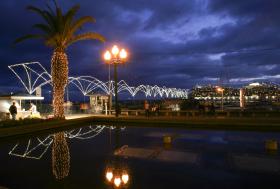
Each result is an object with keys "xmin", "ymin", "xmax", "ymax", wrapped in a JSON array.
[{"xmin": 1, "ymin": 125, "xmax": 280, "ymax": 188}]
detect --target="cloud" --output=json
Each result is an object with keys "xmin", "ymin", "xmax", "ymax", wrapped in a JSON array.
[{"xmin": 0, "ymin": 0, "xmax": 279, "ymax": 95}]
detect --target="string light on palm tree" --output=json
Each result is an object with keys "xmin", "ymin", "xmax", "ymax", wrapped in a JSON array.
[
  {"xmin": 14, "ymin": 3, "xmax": 105, "ymax": 119},
  {"xmin": 103, "ymin": 45, "xmax": 128, "ymax": 117}
]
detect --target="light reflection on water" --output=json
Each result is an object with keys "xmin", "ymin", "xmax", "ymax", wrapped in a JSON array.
[
  {"xmin": 2, "ymin": 126, "xmax": 280, "ymax": 188},
  {"xmin": 7, "ymin": 125, "xmax": 127, "ymax": 185},
  {"xmin": 8, "ymin": 125, "xmax": 116, "ymax": 160}
]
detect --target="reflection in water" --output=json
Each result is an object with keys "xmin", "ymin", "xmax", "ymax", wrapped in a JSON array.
[
  {"xmin": 52, "ymin": 132, "xmax": 70, "ymax": 180},
  {"xmin": 8, "ymin": 135, "xmax": 53, "ymax": 159},
  {"xmin": 105, "ymin": 127, "xmax": 130, "ymax": 188},
  {"xmin": 8, "ymin": 125, "xmax": 108, "ymax": 160},
  {"xmin": 105, "ymin": 166, "xmax": 130, "ymax": 188},
  {"xmin": 7, "ymin": 125, "xmax": 119, "ymax": 180},
  {"xmin": 7, "ymin": 125, "xmax": 127, "ymax": 182}
]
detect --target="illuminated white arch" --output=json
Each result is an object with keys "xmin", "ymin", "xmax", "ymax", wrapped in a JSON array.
[
  {"xmin": 8, "ymin": 62, "xmax": 51, "ymax": 94},
  {"xmin": 8, "ymin": 62, "xmax": 189, "ymax": 98}
]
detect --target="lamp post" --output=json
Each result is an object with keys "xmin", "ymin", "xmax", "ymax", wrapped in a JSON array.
[
  {"xmin": 103, "ymin": 45, "xmax": 127, "ymax": 117},
  {"xmin": 108, "ymin": 62, "xmax": 112, "ymax": 115},
  {"xmin": 216, "ymin": 87, "xmax": 224, "ymax": 111}
]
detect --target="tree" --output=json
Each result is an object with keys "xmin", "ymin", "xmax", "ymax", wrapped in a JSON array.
[{"xmin": 15, "ymin": 3, "xmax": 105, "ymax": 119}]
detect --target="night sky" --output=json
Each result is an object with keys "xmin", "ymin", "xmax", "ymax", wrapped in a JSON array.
[{"xmin": 1, "ymin": 0, "xmax": 280, "ymax": 93}]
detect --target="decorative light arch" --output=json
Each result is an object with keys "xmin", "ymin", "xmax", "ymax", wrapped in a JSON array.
[{"xmin": 8, "ymin": 62, "xmax": 189, "ymax": 98}]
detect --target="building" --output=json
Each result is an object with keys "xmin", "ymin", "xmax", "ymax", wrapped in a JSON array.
[
  {"xmin": 191, "ymin": 85, "xmax": 239, "ymax": 102},
  {"xmin": 87, "ymin": 93, "xmax": 110, "ymax": 114},
  {"xmin": 190, "ymin": 82, "xmax": 280, "ymax": 107}
]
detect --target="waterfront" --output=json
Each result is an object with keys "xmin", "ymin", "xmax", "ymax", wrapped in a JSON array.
[{"xmin": 0, "ymin": 125, "xmax": 280, "ymax": 188}]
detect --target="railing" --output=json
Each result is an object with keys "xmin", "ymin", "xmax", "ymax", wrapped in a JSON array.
[{"xmin": 36, "ymin": 104, "xmax": 280, "ymax": 118}]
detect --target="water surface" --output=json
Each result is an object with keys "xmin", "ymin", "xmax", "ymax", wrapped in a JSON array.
[{"xmin": 0, "ymin": 125, "xmax": 280, "ymax": 188}]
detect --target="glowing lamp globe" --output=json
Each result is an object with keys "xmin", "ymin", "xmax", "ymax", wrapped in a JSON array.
[
  {"xmin": 106, "ymin": 171, "xmax": 113, "ymax": 182},
  {"xmin": 114, "ymin": 177, "xmax": 122, "ymax": 187},
  {"xmin": 104, "ymin": 51, "xmax": 111, "ymax": 61},
  {"xmin": 120, "ymin": 49, "xmax": 127, "ymax": 59},
  {"xmin": 112, "ymin": 45, "xmax": 120, "ymax": 56},
  {"xmin": 121, "ymin": 173, "xmax": 129, "ymax": 184}
]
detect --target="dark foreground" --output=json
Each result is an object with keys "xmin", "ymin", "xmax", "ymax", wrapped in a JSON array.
[{"xmin": 0, "ymin": 124, "xmax": 280, "ymax": 189}]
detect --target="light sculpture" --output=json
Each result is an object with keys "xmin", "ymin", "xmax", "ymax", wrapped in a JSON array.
[{"xmin": 8, "ymin": 62, "xmax": 189, "ymax": 98}]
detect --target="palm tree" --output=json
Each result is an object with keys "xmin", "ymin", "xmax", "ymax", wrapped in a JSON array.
[{"xmin": 15, "ymin": 3, "xmax": 105, "ymax": 119}]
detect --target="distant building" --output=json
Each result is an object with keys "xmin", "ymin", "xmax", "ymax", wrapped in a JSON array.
[
  {"xmin": 190, "ymin": 82, "xmax": 280, "ymax": 106},
  {"xmin": 243, "ymin": 82, "xmax": 280, "ymax": 102},
  {"xmin": 191, "ymin": 85, "xmax": 239, "ymax": 102}
]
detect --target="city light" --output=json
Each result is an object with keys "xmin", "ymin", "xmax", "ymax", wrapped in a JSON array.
[{"xmin": 216, "ymin": 87, "xmax": 224, "ymax": 93}]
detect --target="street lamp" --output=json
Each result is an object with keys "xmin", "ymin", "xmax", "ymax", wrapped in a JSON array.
[
  {"xmin": 216, "ymin": 87, "xmax": 224, "ymax": 111},
  {"xmin": 103, "ymin": 45, "xmax": 128, "ymax": 117}
]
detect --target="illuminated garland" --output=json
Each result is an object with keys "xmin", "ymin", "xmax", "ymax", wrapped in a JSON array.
[
  {"xmin": 8, "ymin": 126, "xmax": 124, "ymax": 180},
  {"xmin": 8, "ymin": 135, "xmax": 53, "ymax": 160},
  {"xmin": 66, "ymin": 125, "xmax": 106, "ymax": 139},
  {"xmin": 52, "ymin": 132, "xmax": 70, "ymax": 180},
  {"xmin": 8, "ymin": 62, "xmax": 52, "ymax": 94},
  {"xmin": 9, "ymin": 62, "xmax": 189, "ymax": 98},
  {"xmin": 8, "ymin": 125, "xmax": 109, "ymax": 160},
  {"xmin": 51, "ymin": 51, "xmax": 69, "ymax": 118}
]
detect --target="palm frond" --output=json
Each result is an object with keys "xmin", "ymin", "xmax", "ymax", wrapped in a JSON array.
[
  {"xmin": 27, "ymin": 6, "xmax": 49, "ymax": 22},
  {"xmin": 16, "ymin": 4, "xmax": 105, "ymax": 50},
  {"xmin": 64, "ymin": 5, "xmax": 80, "ymax": 22},
  {"xmin": 27, "ymin": 6, "xmax": 56, "ymax": 30},
  {"xmin": 33, "ymin": 24, "xmax": 52, "ymax": 34},
  {"xmin": 67, "ymin": 32, "xmax": 105, "ymax": 46},
  {"xmin": 14, "ymin": 34, "xmax": 44, "ymax": 44},
  {"xmin": 69, "ymin": 16, "xmax": 96, "ymax": 35}
]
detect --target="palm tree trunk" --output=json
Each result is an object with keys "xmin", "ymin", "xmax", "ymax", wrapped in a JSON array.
[
  {"xmin": 51, "ymin": 51, "xmax": 68, "ymax": 119},
  {"xmin": 52, "ymin": 132, "xmax": 70, "ymax": 180}
]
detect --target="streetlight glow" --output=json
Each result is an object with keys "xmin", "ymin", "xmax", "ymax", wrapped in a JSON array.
[
  {"xmin": 114, "ymin": 177, "xmax": 122, "ymax": 187},
  {"xmin": 106, "ymin": 171, "xmax": 113, "ymax": 182},
  {"xmin": 122, "ymin": 173, "xmax": 129, "ymax": 184},
  {"xmin": 216, "ymin": 86, "xmax": 224, "ymax": 111},
  {"xmin": 102, "ymin": 44, "xmax": 128, "ymax": 117},
  {"xmin": 120, "ymin": 49, "xmax": 127, "ymax": 59},
  {"xmin": 112, "ymin": 45, "xmax": 120, "ymax": 57},
  {"xmin": 217, "ymin": 87, "xmax": 224, "ymax": 93},
  {"xmin": 104, "ymin": 51, "xmax": 112, "ymax": 61}
]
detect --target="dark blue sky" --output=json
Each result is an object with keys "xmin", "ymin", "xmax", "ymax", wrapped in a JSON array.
[{"xmin": 1, "ymin": 0, "xmax": 280, "ymax": 93}]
